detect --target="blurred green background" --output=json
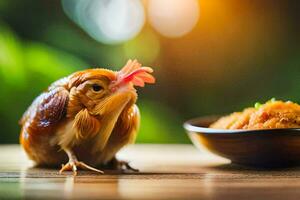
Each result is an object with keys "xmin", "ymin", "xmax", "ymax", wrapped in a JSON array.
[{"xmin": 0, "ymin": 0, "xmax": 299, "ymax": 144}]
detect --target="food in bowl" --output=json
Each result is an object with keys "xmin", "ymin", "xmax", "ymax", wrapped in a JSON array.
[{"xmin": 210, "ymin": 99, "xmax": 300, "ymax": 130}]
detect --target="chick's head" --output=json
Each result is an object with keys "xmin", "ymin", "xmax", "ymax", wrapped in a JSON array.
[{"xmin": 66, "ymin": 60, "xmax": 155, "ymax": 118}]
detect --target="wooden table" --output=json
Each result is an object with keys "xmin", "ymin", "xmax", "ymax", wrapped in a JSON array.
[{"xmin": 1, "ymin": 144, "xmax": 300, "ymax": 200}]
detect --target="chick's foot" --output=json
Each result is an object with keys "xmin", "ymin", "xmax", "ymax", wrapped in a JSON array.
[
  {"xmin": 59, "ymin": 160, "xmax": 104, "ymax": 176},
  {"xmin": 109, "ymin": 157, "xmax": 139, "ymax": 172},
  {"xmin": 59, "ymin": 148, "xmax": 103, "ymax": 176}
]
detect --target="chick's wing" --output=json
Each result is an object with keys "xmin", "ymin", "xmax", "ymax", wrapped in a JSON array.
[{"xmin": 20, "ymin": 86, "xmax": 69, "ymax": 134}]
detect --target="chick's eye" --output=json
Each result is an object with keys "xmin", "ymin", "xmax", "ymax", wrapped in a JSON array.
[{"xmin": 92, "ymin": 84, "xmax": 103, "ymax": 92}]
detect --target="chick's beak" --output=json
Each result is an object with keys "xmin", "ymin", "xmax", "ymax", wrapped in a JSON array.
[{"xmin": 109, "ymin": 59, "xmax": 155, "ymax": 93}]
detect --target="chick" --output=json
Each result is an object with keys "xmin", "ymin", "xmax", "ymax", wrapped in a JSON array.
[{"xmin": 19, "ymin": 60, "xmax": 155, "ymax": 175}]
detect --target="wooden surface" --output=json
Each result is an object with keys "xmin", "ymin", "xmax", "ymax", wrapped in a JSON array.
[{"xmin": 1, "ymin": 144, "xmax": 300, "ymax": 200}]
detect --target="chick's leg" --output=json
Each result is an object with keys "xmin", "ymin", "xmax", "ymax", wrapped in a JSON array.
[
  {"xmin": 108, "ymin": 157, "xmax": 139, "ymax": 172},
  {"xmin": 59, "ymin": 148, "xmax": 104, "ymax": 176}
]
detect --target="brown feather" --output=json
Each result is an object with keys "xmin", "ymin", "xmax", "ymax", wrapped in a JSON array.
[
  {"xmin": 20, "ymin": 79, "xmax": 69, "ymax": 166},
  {"xmin": 95, "ymin": 104, "xmax": 140, "ymax": 164},
  {"xmin": 73, "ymin": 109, "xmax": 101, "ymax": 139}
]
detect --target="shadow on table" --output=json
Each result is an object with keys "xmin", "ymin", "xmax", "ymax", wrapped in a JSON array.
[{"xmin": 204, "ymin": 162, "xmax": 300, "ymax": 172}]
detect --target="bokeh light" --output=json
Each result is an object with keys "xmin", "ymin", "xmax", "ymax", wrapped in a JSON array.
[
  {"xmin": 62, "ymin": 0, "xmax": 145, "ymax": 44},
  {"xmin": 123, "ymin": 28, "xmax": 160, "ymax": 64},
  {"xmin": 148, "ymin": 0, "xmax": 200, "ymax": 38}
]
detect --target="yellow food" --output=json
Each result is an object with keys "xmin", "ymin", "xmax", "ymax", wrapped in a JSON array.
[{"xmin": 210, "ymin": 100, "xmax": 300, "ymax": 130}]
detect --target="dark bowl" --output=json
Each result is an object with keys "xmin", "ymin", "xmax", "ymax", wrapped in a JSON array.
[{"xmin": 184, "ymin": 116, "xmax": 300, "ymax": 167}]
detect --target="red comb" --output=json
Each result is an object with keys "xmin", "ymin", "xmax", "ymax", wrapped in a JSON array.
[{"xmin": 117, "ymin": 59, "xmax": 155, "ymax": 87}]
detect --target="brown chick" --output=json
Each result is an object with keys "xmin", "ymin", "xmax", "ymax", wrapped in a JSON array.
[{"xmin": 19, "ymin": 60, "xmax": 155, "ymax": 175}]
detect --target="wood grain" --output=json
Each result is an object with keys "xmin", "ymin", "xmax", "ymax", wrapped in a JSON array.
[{"xmin": 1, "ymin": 144, "xmax": 300, "ymax": 200}]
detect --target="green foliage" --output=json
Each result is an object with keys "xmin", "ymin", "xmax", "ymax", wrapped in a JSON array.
[
  {"xmin": 0, "ymin": 22, "xmax": 86, "ymax": 143},
  {"xmin": 137, "ymin": 100, "xmax": 189, "ymax": 143},
  {"xmin": 0, "ymin": 21, "xmax": 26, "ymax": 88},
  {"xmin": 25, "ymin": 42, "xmax": 86, "ymax": 79}
]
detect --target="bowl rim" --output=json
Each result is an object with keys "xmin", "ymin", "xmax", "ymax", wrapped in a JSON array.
[{"xmin": 184, "ymin": 116, "xmax": 300, "ymax": 134}]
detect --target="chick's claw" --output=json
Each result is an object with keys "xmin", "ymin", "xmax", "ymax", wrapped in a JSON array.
[
  {"xmin": 59, "ymin": 160, "xmax": 104, "ymax": 176},
  {"xmin": 119, "ymin": 161, "xmax": 139, "ymax": 172},
  {"xmin": 109, "ymin": 158, "xmax": 139, "ymax": 172},
  {"xmin": 59, "ymin": 161, "xmax": 77, "ymax": 176},
  {"xmin": 77, "ymin": 161, "xmax": 104, "ymax": 174}
]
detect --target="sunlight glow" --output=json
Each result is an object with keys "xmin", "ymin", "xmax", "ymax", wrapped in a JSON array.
[{"xmin": 148, "ymin": 0, "xmax": 200, "ymax": 38}]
